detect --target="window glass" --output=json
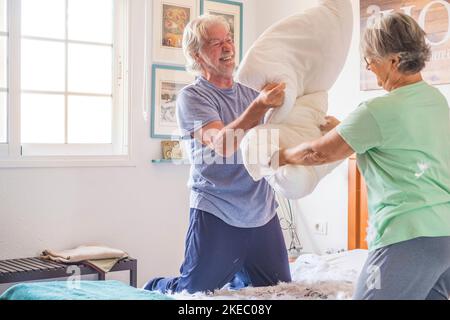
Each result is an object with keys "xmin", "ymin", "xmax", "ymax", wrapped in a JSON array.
[
  {"xmin": 21, "ymin": 39, "xmax": 65, "ymax": 91},
  {"xmin": 68, "ymin": 0, "xmax": 113, "ymax": 43},
  {"xmin": 0, "ymin": 0, "xmax": 6, "ymax": 33},
  {"xmin": 0, "ymin": 92, "xmax": 6, "ymax": 143},
  {"xmin": 0, "ymin": 36, "xmax": 6, "ymax": 88},
  {"xmin": 68, "ymin": 43, "xmax": 112, "ymax": 94},
  {"xmin": 68, "ymin": 96, "xmax": 112, "ymax": 143},
  {"xmin": 21, "ymin": 93, "xmax": 65, "ymax": 143},
  {"xmin": 22, "ymin": 0, "xmax": 65, "ymax": 39}
]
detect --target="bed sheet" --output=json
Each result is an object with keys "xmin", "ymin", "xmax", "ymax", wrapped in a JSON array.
[
  {"xmin": 169, "ymin": 249, "xmax": 368, "ymax": 300},
  {"xmin": 0, "ymin": 280, "xmax": 172, "ymax": 300}
]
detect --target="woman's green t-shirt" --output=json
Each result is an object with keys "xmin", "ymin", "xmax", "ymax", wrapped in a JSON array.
[{"xmin": 337, "ymin": 81, "xmax": 450, "ymax": 251}]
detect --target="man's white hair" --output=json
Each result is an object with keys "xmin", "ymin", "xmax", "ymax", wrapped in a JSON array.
[{"xmin": 182, "ymin": 14, "xmax": 230, "ymax": 76}]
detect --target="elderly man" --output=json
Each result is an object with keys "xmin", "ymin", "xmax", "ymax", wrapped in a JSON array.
[{"xmin": 144, "ymin": 15, "xmax": 291, "ymax": 294}]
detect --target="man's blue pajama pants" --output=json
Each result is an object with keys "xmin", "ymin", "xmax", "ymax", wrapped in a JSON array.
[{"xmin": 144, "ymin": 208, "xmax": 291, "ymax": 293}]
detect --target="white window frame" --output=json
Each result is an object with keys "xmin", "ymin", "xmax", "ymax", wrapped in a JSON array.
[
  {"xmin": 0, "ymin": 0, "xmax": 134, "ymax": 168},
  {"xmin": 0, "ymin": 0, "xmax": 9, "ymax": 156}
]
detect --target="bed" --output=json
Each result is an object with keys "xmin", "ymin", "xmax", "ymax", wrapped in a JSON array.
[
  {"xmin": 170, "ymin": 249, "xmax": 368, "ymax": 300},
  {"xmin": 0, "ymin": 158, "xmax": 369, "ymax": 300}
]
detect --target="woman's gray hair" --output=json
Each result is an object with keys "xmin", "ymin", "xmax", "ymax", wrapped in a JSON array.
[
  {"xmin": 362, "ymin": 12, "xmax": 431, "ymax": 74},
  {"xmin": 182, "ymin": 14, "xmax": 230, "ymax": 75}
]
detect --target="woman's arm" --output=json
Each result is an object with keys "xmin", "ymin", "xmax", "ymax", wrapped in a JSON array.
[{"xmin": 275, "ymin": 128, "xmax": 355, "ymax": 167}]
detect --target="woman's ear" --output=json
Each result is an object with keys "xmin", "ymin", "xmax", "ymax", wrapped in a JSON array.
[{"xmin": 391, "ymin": 54, "xmax": 400, "ymax": 69}]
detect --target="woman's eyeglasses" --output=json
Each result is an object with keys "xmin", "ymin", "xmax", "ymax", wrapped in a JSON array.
[{"xmin": 364, "ymin": 57, "xmax": 372, "ymax": 70}]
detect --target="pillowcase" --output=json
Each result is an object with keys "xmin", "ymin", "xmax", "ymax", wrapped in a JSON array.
[
  {"xmin": 240, "ymin": 92, "xmax": 342, "ymax": 199},
  {"xmin": 240, "ymin": 92, "xmax": 328, "ymax": 181},
  {"xmin": 237, "ymin": 0, "xmax": 353, "ymax": 199},
  {"xmin": 235, "ymin": 0, "xmax": 353, "ymax": 124}
]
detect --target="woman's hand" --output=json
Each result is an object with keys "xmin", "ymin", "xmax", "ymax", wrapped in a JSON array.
[
  {"xmin": 271, "ymin": 143, "xmax": 327, "ymax": 169},
  {"xmin": 320, "ymin": 116, "xmax": 340, "ymax": 133},
  {"xmin": 256, "ymin": 82, "xmax": 286, "ymax": 109},
  {"xmin": 284, "ymin": 144, "xmax": 327, "ymax": 166},
  {"xmin": 270, "ymin": 128, "xmax": 355, "ymax": 169}
]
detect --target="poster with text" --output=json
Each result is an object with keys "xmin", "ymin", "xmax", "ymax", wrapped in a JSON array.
[{"xmin": 361, "ymin": 0, "xmax": 450, "ymax": 90}]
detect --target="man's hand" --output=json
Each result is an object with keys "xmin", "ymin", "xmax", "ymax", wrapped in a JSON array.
[
  {"xmin": 256, "ymin": 82, "xmax": 286, "ymax": 109},
  {"xmin": 320, "ymin": 116, "xmax": 341, "ymax": 133},
  {"xmin": 196, "ymin": 83, "xmax": 286, "ymax": 157}
]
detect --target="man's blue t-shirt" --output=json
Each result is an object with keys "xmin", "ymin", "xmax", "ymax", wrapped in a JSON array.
[{"xmin": 176, "ymin": 76, "xmax": 277, "ymax": 228}]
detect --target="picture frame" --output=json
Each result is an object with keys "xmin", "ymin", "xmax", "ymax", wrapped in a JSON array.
[
  {"xmin": 360, "ymin": 0, "xmax": 450, "ymax": 90},
  {"xmin": 161, "ymin": 140, "xmax": 184, "ymax": 160},
  {"xmin": 200, "ymin": 0, "xmax": 243, "ymax": 65},
  {"xmin": 151, "ymin": 64, "xmax": 195, "ymax": 139},
  {"xmin": 152, "ymin": 0, "xmax": 199, "ymax": 65}
]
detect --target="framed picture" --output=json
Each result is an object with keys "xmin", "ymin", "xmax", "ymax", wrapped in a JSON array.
[
  {"xmin": 152, "ymin": 0, "xmax": 199, "ymax": 65},
  {"xmin": 161, "ymin": 140, "xmax": 184, "ymax": 159},
  {"xmin": 200, "ymin": 0, "xmax": 243, "ymax": 64},
  {"xmin": 360, "ymin": 0, "xmax": 450, "ymax": 90},
  {"xmin": 151, "ymin": 64, "xmax": 195, "ymax": 139}
]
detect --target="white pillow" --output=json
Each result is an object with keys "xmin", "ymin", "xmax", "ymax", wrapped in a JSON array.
[
  {"xmin": 240, "ymin": 92, "xmax": 342, "ymax": 199},
  {"xmin": 237, "ymin": 0, "xmax": 353, "ymax": 199},
  {"xmin": 235, "ymin": 0, "xmax": 353, "ymax": 123}
]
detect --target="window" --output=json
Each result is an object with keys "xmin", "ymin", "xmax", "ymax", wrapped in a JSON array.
[
  {"xmin": 0, "ymin": 0, "xmax": 7, "ymax": 146},
  {"xmin": 0, "ymin": 0, "xmax": 129, "ymax": 162}
]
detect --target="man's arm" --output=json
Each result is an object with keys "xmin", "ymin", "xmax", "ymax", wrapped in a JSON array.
[{"xmin": 194, "ymin": 83, "xmax": 286, "ymax": 157}]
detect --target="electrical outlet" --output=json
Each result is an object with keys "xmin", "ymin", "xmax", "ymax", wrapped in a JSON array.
[
  {"xmin": 313, "ymin": 221, "xmax": 328, "ymax": 235},
  {"xmin": 326, "ymin": 248, "xmax": 345, "ymax": 254}
]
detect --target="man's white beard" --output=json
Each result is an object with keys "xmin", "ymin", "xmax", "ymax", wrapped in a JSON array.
[{"xmin": 202, "ymin": 55, "xmax": 235, "ymax": 78}]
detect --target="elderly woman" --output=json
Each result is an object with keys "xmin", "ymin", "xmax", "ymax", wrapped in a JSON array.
[{"xmin": 276, "ymin": 13, "xmax": 450, "ymax": 300}]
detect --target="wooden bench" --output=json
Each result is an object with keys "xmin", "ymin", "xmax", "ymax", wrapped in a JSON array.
[{"xmin": 0, "ymin": 257, "xmax": 137, "ymax": 287}]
